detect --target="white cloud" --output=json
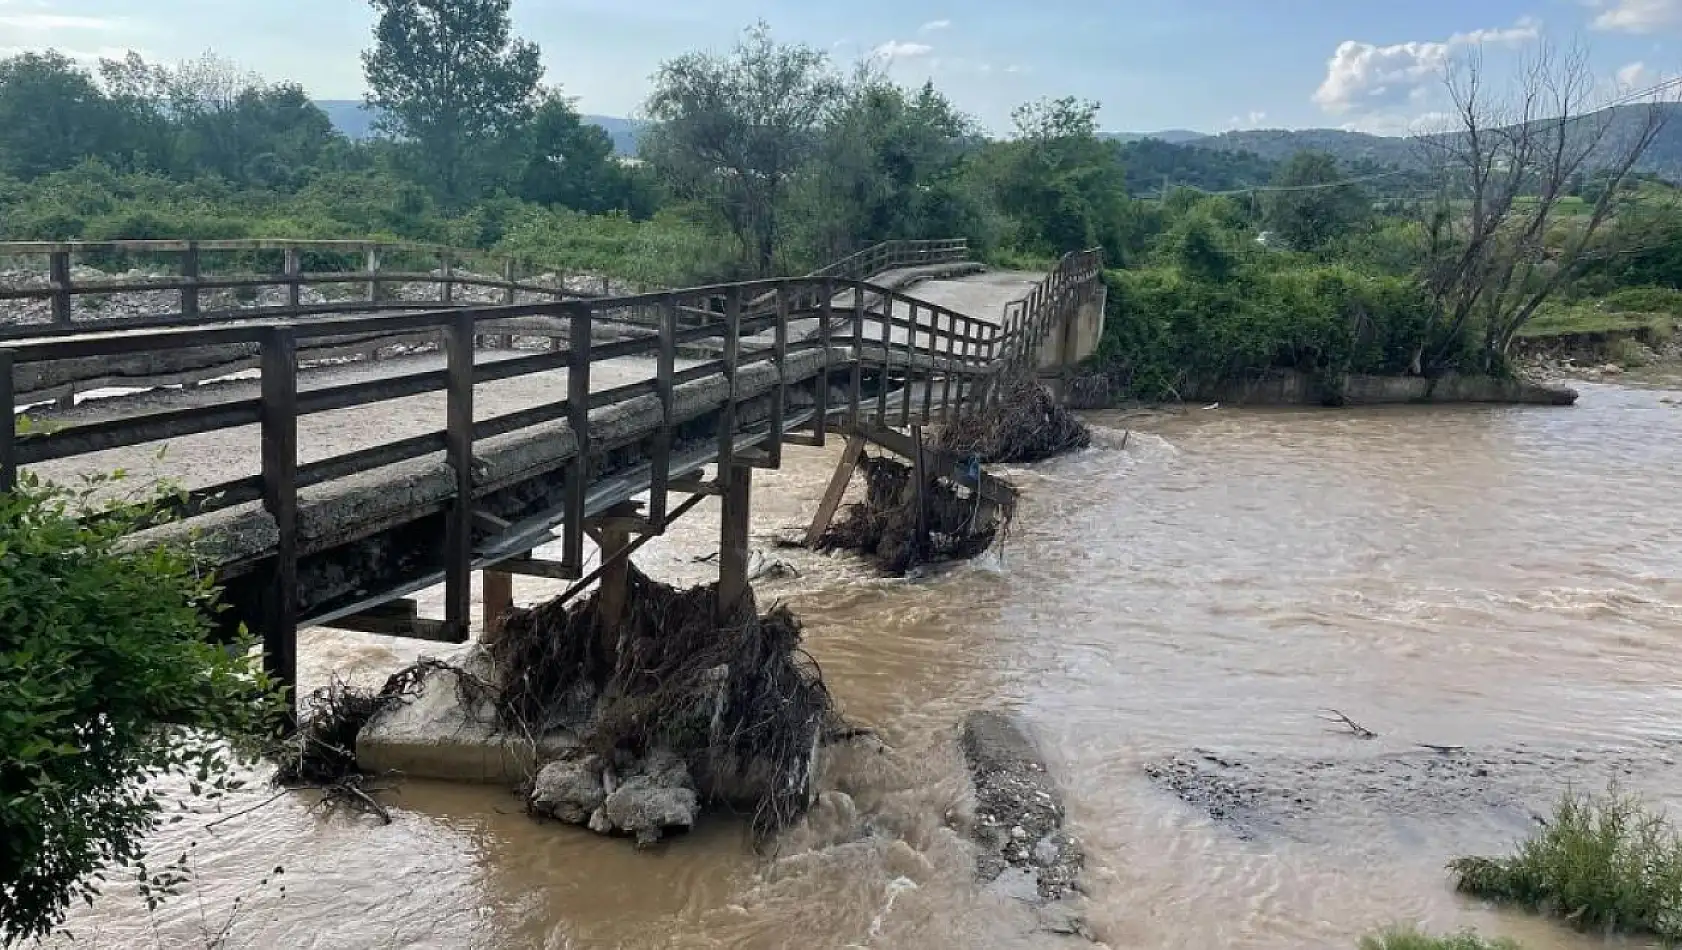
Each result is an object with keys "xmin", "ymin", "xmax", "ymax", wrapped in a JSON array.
[
  {"xmin": 1004, "ymin": 64, "xmax": 1025, "ymax": 74},
  {"xmin": 1591, "ymin": 0, "xmax": 1682, "ymax": 33},
  {"xmin": 1226, "ymin": 110, "xmax": 1269, "ymax": 129},
  {"xmin": 918, "ymin": 19, "xmax": 951, "ymax": 33},
  {"xmin": 872, "ymin": 40, "xmax": 933, "ymax": 60},
  {"xmin": 1619, "ymin": 60, "xmax": 1658, "ymax": 87},
  {"xmin": 0, "ymin": 12, "xmax": 118, "ymax": 30},
  {"xmin": 1313, "ymin": 17, "xmax": 1541, "ymax": 117}
]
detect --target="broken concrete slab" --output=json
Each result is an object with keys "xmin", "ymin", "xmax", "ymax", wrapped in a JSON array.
[{"xmin": 355, "ymin": 644, "xmax": 575, "ymax": 784}]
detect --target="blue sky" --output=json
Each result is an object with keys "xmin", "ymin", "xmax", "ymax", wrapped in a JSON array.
[{"xmin": 2, "ymin": 0, "xmax": 1679, "ymax": 135}]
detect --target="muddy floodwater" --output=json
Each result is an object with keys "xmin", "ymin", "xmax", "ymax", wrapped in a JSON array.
[{"xmin": 51, "ymin": 382, "xmax": 1682, "ymax": 949}]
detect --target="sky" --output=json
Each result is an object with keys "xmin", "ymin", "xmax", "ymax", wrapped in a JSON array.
[{"xmin": 2, "ymin": 0, "xmax": 1680, "ymax": 136}]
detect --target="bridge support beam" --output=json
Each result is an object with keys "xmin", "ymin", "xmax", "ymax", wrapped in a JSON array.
[
  {"xmin": 481, "ymin": 570, "xmax": 513, "ymax": 642},
  {"xmin": 717, "ymin": 463, "xmax": 753, "ymax": 621}
]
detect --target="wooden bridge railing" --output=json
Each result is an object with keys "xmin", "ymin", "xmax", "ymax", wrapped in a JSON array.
[
  {"xmin": 996, "ymin": 249, "xmax": 1106, "ymax": 373},
  {"xmin": 0, "ymin": 237, "xmax": 970, "ymax": 343},
  {"xmin": 0, "ymin": 268, "xmax": 1056, "ymax": 679}
]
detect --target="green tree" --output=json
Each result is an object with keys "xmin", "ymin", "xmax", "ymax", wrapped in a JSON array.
[
  {"xmin": 797, "ymin": 73, "xmax": 984, "ymax": 262},
  {"xmin": 970, "ymin": 96, "xmax": 1135, "ymax": 262},
  {"xmin": 642, "ymin": 22, "xmax": 844, "ymax": 276},
  {"xmin": 362, "ymin": 0, "xmax": 544, "ymax": 202},
  {"xmin": 511, "ymin": 90, "xmax": 649, "ymax": 215},
  {"xmin": 0, "ymin": 473, "xmax": 283, "ymax": 944},
  {"xmin": 0, "ymin": 53, "xmax": 128, "ymax": 180},
  {"xmin": 1261, "ymin": 150, "xmax": 1370, "ymax": 251}
]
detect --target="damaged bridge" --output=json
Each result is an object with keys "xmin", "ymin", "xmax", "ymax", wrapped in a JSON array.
[{"xmin": 0, "ymin": 238, "xmax": 1105, "ymax": 717}]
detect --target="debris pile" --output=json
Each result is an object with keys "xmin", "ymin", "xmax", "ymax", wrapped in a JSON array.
[
  {"xmin": 491, "ymin": 567, "xmax": 839, "ymax": 843},
  {"xmin": 816, "ymin": 454, "xmax": 1010, "ymax": 575},
  {"xmin": 935, "ymin": 375, "xmax": 1091, "ymax": 463}
]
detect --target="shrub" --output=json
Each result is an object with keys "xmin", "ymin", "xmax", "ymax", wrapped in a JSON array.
[
  {"xmin": 0, "ymin": 472, "xmax": 284, "ymax": 944},
  {"xmin": 1358, "ymin": 929, "xmax": 1521, "ymax": 950},
  {"xmin": 1602, "ymin": 286, "xmax": 1682, "ymax": 316},
  {"xmin": 1449, "ymin": 787, "xmax": 1682, "ymax": 940}
]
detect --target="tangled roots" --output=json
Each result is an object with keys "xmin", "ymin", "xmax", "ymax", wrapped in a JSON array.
[
  {"xmin": 817, "ymin": 454, "xmax": 1008, "ymax": 576},
  {"xmin": 493, "ymin": 568, "xmax": 841, "ymax": 837},
  {"xmin": 935, "ymin": 375, "xmax": 1091, "ymax": 464}
]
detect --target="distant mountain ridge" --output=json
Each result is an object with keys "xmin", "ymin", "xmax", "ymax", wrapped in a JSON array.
[
  {"xmin": 311, "ymin": 101, "xmax": 1682, "ymax": 183},
  {"xmin": 312, "ymin": 100, "xmax": 646, "ymax": 156}
]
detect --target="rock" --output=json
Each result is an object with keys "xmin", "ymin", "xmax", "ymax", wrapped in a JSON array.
[
  {"xmin": 959, "ymin": 711, "xmax": 1085, "ymax": 905},
  {"xmin": 1037, "ymin": 902, "xmax": 1095, "ymax": 940},
  {"xmin": 1601, "ymin": 363, "xmax": 1625, "ymax": 375},
  {"xmin": 594, "ymin": 748, "xmax": 701, "ymax": 846},
  {"xmin": 529, "ymin": 754, "xmax": 606, "ymax": 824}
]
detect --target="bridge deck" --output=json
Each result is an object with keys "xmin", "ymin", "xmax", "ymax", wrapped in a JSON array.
[
  {"xmin": 3, "ymin": 245, "xmax": 1105, "ymax": 701},
  {"xmin": 23, "ymin": 271, "xmax": 1039, "ymax": 494}
]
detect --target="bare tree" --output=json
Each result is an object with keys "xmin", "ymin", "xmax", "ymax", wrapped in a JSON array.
[{"xmin": 1415, "ymin": 43, "xmax": 1670, "ymax": 373}]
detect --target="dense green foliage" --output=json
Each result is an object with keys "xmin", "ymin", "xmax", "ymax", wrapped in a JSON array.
[
  {"xmin": 1450, "ymin": 788, "xmax": 1682, "ymax": 941},
  {"xmin": 0, "ymin": 473, "xmax": 283, "ymax": 945}
]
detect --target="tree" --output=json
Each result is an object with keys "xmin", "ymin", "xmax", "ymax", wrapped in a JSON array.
[
  {"xmin": 1416, "ymin": 44, "xmax": 1672, "ymax": 372},
  {"xmin": 1261, "ymin": 150, "xmax": 1370, "ymax": 251},
  {"xmin": 0, "ymin": 53, "xmax": 127, "ymax": 180},
  {"xmin": 0, "ymin": 473, "xmax": 283, "ymax": 944},
  {"xmin": 642, "ymin": 22, "xmax": 844, "ymax": 276},
  {"xmin": 797, "ymin": 71, "xmax": 982, "ymax": 262},
  {"xmin": 970, "ymin": 96, "xmax": 1135, "ymax": 262},
  {"xmin": 511, "ymin": 90, "xmax": 647, "ymax": 215},
  {"xmin": 362, "ymin": 0, "xmax": 544, "ymax": 202}
]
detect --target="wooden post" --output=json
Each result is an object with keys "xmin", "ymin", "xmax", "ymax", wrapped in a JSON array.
[
  {"xmin": 440, "ymin": 251, "xmax": 454, "ymax": 305},
  {"xmin": 877, "ymin": 295, "xmax": 892, "ymax": 424},
  {"xmin": 717, "ymin": 462, "xmax": 752, "ymax": 621},
  {"xmin": 49, "ymin": 250, "xmax": 71, "ymax": 327},
  {"xmin": 911, "ymin": 424, "xmax": 929, "ymax": 558},
  {"xmin": 563, "ymin": 303, "xmax": 592, "ymax": 577},
  {"xmin": 849, "ymin": 285, "xmax": 865, "ymax": 428},
  {"xmin": 0, "ymin": 348, "xmax": 15, "ymax": 492},
  {"xmin": 649, "ymin": 295, "xmax": 676, "ymax": 530},
  {"xmin": 716, "ymin": 287, "xmax": 742, "ymax": 473},
  {"xmin": 365, "ymin": 245, "xmax": 382, "ymax": 303},
  {"xmin": 941, "ymin": 310, "xmax": 957, "ymax": 424},
  {"xmin": 259, "ymin": 327, "xmax": 299, "ymax": 727},
  {"xmin": 919, "ymin": 306, "xmax": 935, "ymax": 424},
  {"xmin": 814, "ymin": 277, "xmax": 833, "ymax": 445},
  {"xmin": 596, "ymin": 521, "xmax": 633, "ymax": 633},
  {"xmin": 180, "ymin": 242, "xmax": 201, "ymax": 317},
  {"xmin": 443, "ymin": 309, "xmax": 475, "ymax": 642},
  {"xmin": 283, "ymin": 247, "xmax": 302, "ymax": 315},
  {"xmin": 482, "ymin": 570, "xmax": 513, "ymax": 642},
  {"xmin": 900, "ymin": 301, "xmax": 916, "ymax": 426},
  {"xmin": 768, "ymin": 283, "xmax": 788, "ymax": 468},
  {"xmin": 804, "ymin": 434, "xmax": 864, "ymax": 547}
]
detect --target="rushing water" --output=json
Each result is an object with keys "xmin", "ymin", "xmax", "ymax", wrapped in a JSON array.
[{"xmin": 51, "ymin": 381, "xmax": 1682, "ymax": 949}]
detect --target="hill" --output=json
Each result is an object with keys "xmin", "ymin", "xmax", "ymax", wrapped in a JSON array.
[
  {"xmin": 1102, "ymin": 129, "xmax": 1208, "ymax": 146},
  {"xmin": 1184, "ymin": 103, "xmax": 1682, "ymax": 181},
  {"xmin": 313, "ymin": 100, "xmax": 645, "ymax": 156}
]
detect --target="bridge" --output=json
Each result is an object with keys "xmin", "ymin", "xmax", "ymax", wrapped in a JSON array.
[{"xmin": 0, "ymin": 238, "xmax": 1106, "ymax": 715}]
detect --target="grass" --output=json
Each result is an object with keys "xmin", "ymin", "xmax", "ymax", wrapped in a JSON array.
[
  {"xmin": 1358, "ymin": 929, "xmax": 1520, "ymax": 950},
  {"xmin": 1517, "ymin": 300, "xmax": 1674, "ymax": 339},
  {"xmin": 1449, "ymin": 787, "xmax": 1682, "ymax": 941}
]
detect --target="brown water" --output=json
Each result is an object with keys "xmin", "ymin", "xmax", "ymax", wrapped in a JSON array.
[{"xmin": 52, "ymin": 382, "xmax": 1682, "ymax": 950}]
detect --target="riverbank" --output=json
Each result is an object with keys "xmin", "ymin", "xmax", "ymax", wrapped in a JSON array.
[{"xmin": 1064, "ymin": 369, "xmax": 1577, "ymax": 410}]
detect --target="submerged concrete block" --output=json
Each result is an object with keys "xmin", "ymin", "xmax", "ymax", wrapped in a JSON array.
[{"xmin": 356, "ymin": 645, "xmax": 545, "ymax": 785}]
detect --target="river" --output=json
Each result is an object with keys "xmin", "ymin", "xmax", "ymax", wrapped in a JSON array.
[{"xmin": 51, "ymin": 381, "xmax": 1682, "ymax": 949}]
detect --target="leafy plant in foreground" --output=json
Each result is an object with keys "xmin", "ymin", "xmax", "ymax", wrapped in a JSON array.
[{"xmin": 0, "ymin": 472, "xmax": 284, "ymax": 945}]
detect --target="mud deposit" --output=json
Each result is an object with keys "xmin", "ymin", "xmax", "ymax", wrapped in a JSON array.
[{"xmin": 1146, "ymin": 742, "xmax": 1682, "ymax": 845}]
